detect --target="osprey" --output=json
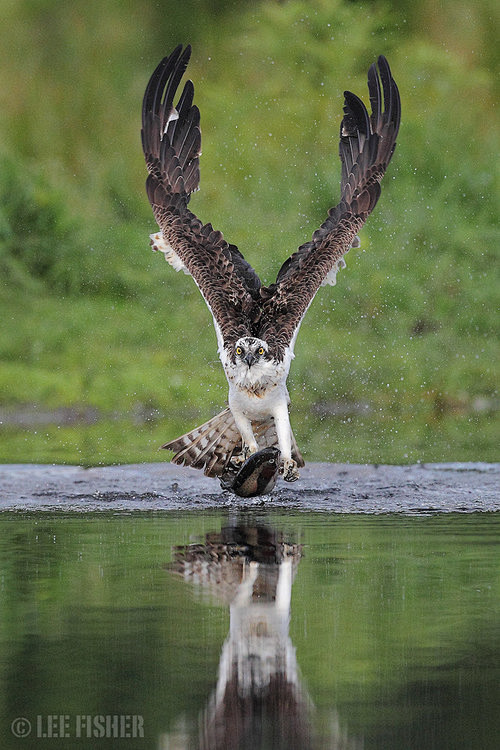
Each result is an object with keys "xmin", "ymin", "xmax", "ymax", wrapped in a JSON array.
[{"xmin": 141, "ymin": 45, "xmax": 400, "ymax": 482}]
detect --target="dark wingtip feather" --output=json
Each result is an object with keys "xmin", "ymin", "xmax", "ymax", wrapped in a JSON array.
[
  {"xmin": 377, "ymin": 55, "xmax": 401, "ymax": 139},
  {"xmin": 367, "ymin": 61, "xmax": 382, "ymax": 133},
  {"xmin": 142, "ymin": 44, "xmax": 202, "ymax": 198},
  {"xmin": 342, "ymin": 90, "xmax": 370, "ymax": 138},
  {"xmin": 141, "ymin": 44, "xmax": 191, "ymax": 133},
  {"xmin": 142, "ymin": 45, "xmax": 182, "ymax": 126}
]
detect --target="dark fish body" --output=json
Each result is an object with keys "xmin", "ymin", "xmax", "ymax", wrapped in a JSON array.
[{"xmin": 220, "ymin": 447, "xmax": 280, "ymax": 497}]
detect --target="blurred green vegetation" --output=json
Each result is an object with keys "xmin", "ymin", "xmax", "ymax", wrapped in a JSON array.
[{"xmin": 0, "ymin": 0, "xmax": 498, "ymax": 465}]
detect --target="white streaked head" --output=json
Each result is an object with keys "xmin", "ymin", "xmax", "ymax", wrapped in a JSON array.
[
  {"xmin": 223, "ymin": 335, "xmax": 290, "ymax": 389},
  {"xmin": 234, "ymin": 337, "xmax": 270, "ymax": 368}
]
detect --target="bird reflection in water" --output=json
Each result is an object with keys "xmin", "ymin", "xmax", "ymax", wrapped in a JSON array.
[
  {"xmin": 161, "ymin": 523, "xmax": 312, "ymax": 749},
  {"xmin": 160, "ymin": 522, "xmax": 360, "ymax": 749}
]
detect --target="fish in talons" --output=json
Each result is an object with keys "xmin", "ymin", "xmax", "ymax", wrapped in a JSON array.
[{"xmin": 220, "ymin": 447, "xmax": 281, "ymax": 497}]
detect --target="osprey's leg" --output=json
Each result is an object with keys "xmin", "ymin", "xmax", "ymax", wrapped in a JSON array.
[
  {"xmin": 231, "ymin": 411, "xmax": 259, "ymax": 465},
  {"xmin": 273, "ymin": 403, "xmax": 300, "ymax": 482}
]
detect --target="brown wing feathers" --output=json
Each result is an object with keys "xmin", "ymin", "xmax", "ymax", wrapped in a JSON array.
[
  {"xmin": 340, "ymin": 56, "xmax": 400, "ymax": 207},
  {"xmin": 142, "ymin": 46, "xmax": 199, "ymax": 198},
  {"xmin": 259, "ymin": 55, "xmax": 401, "ymax": 358},
  {"xmin": 142, "ymin": 45, "xmax": 262, "ymax": 349}
]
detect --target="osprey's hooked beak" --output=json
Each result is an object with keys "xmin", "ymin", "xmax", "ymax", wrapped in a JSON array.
[{"xmin": 244, "ymin": 352, "xmax": 256, "ymax": 368}]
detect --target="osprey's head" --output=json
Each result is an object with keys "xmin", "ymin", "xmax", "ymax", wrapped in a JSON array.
[{"xmin": 233, "ymin": 336, "xmax": 270, "ymax": 368}]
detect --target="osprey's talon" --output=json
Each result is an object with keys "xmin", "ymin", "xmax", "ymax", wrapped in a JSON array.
[
  {"xmin": 281, "ymin": 458, "xmax": 300, "ymax": 482},
  {"xmin": 230, "ymin": 454, "xmax": 245, "ymax": 468},
  {"xmin": 230, "ymin": 445, "xmax": 253, "ymax": 468}
]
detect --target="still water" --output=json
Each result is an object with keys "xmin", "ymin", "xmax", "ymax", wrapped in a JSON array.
[{"xmin": 0, "ymin": 511, "xmax": 498, "ymax": 749}]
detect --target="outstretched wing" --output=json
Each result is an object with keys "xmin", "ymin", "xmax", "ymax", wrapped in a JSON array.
[
  {"xmin": 141, "ymin": 45, "xmax": 262, "ymax": 352},
  {"xmin": 258, "ymin": 56, "xmax": 401, "ymax": 360}
]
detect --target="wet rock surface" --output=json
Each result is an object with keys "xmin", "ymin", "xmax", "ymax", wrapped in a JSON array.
[{"xmin": 1, "ymin": 462, "xmax": 499, "ymax": 513}]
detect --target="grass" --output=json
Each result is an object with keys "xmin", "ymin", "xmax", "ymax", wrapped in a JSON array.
[{"xmin": 0, "ymin": 0, "xmax": 498, "ymax": 465}]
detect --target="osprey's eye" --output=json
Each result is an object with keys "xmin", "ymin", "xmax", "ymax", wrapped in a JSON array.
[
  {"xmin": 236, "ymin": 347, "xmax": 242, "ymax": 356},
  {"xmin": 258, "ymin": 347, "xmax": 265, "ymax": 356}
]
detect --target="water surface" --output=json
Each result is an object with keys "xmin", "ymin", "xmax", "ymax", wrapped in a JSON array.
[{"xmin": 0, "ymin": 511, "xmax": 498, "ymax": 749}]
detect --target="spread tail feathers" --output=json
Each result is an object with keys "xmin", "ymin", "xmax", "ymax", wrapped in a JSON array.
[{"xmin": 162, "ymin": 407, "xmax": 304, "ymax": 477}]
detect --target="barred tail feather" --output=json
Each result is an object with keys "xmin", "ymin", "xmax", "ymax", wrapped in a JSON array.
[
  {"xmin": 162, "ymin": 408, "xmax": 241, "ymax": 477},
  {"xmin": 162, "ymin": 408, "xmax": 305, "ymax": 477}
]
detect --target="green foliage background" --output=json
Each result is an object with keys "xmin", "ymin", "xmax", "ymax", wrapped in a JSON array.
[{"xmin": 0, "ymin": 0, "xmax": 498, "ymax": 465}]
